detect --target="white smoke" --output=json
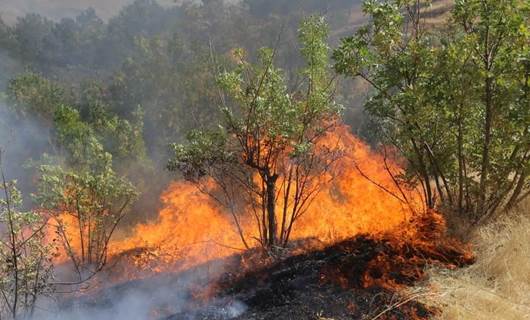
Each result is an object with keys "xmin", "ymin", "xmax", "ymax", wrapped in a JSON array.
[
  {"xmin": 32, "ymin": 260, "xmax": 246, "ymax": 320},
  {"xmin": 0, "ymin": 0, "xmax": 134, "ymax": 23},
  {"xmin": 0, "ymin": 0, "xmax": 208, "ymax": 24},
  {"xmin": 0, "ymin": 102, "xmax": 52, "ymax": 191}
]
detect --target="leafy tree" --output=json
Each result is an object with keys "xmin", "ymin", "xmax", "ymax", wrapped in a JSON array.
[
  {"xmin": 0, "ymin": 17, "xmax": 12, "ymax": 49},
  {"xmin": 334, "ymin": 0, "xmax": 530, "ymax": 222},
  {"xmin": 169, "ymin": 17, "xmax": 341, "ymax": 250},
  {"xmin": 452, "ymin": 0, "xmax": 530, "ymax": 220},
  {"xmin": 7, "ymin": 72, "xmax": 69, "ymax": 121},
  {"xmin": 34, "ymin": 106, "xmax": 138, "ymax": 277},
  {"xmin": 35, "ymin": 162, "xmax": 137, "ymax": 276},
  {"xmin": 40, "ymin": 9, "xmax": 104, "ymax": 68},
  {"xmin": 0, "ymin": 154, "xmax": 53, "ymax": 320},
  {"xmin": 77, "ymin": 82, "xmax": 147, "ymax": 163},
  {"xmin": 107, "ymin": 36, "xmax": 221, "ymax": 157},
  {"xmin": 10, "ymin": 14, "xmax": 54, "ymax": 65},
  {"xmin": 7, "ymin": 74, "xmax": 147, "ymax": 165}
]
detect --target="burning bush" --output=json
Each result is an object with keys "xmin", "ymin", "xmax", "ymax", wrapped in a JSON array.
[{"xmin": 168, "ymin": 17, "xmax": 343, "ymax": 251}]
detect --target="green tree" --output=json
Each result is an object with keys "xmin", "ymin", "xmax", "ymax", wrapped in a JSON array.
[
  {"xmin": 7, "ymin": 74, "xmax": 147, "ymax": 165},
  {"xmin": 452, "ymin": 0, "xmax": 530, "ymax": 220},
  {"xmin": 77, "ymin": 82, "xmax": 147, "ymax": 163},
  {"xmin": 0, "ymin": 154, "xmax": 53, "ymax": 320},
  {"xmin": 107, "ymin": 35, "xmax": 221, "ymax": 159},
  {"xmin": 334, "ymin": 0, "xmax": 530, "ymax": 222},
  {"xmin": 11, "ymin": 14, "xmax": 54, "ymax": 66},
  {"xmin": 34, "ymin": 106, "xmax": 138, "ymax": 277},
  {"xmin": 169, "ymin": 17, "xmax": 341, "ymax": 251},
  {"xmin": 7, "ymin": 72, "xmax": 69, "ymax": 121}
]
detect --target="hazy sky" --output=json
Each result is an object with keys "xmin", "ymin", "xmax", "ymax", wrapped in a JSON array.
[
  {"xmin": 0, "ymin": 0, "xmax": 173, "ymax": 23},
  {"xmin": 0, "ymin": 1, "xmax": 240, "ymax": 24}
]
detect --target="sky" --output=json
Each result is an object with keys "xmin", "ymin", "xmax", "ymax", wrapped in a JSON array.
[
  {"xmin": 0, "ymin": 0, "xmax": 186, "ymax": 23},
  {"xmin": 0, "ymin": 0, "xmax": 134, "ymax": 22}
]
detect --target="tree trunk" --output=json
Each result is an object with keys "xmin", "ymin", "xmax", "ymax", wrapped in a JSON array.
[
  {"xmin": 412, "ymin": 139, "xmax": 434, "ymax": 208},
  {"xmin": 478, "ymin": 75, "xmax": 493, "ymax": 217},
  {"xmin": 265, "ymin": 174, "xmax": 278, "ymax": 249},
  {"xmin": 457, "ymin": 108, "xmax": 465, "ymax": 215}
]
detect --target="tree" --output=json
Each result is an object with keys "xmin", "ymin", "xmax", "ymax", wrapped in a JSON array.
[
  {"xmin": 34, "ymin": 106, "xmax": 138, "ymax": 278},
  {"xmin": 7, "ymin": 74, "xmax": 147, "ymax": 164},
  {"xmin": 0, "ymin": 153, "xmax": 53, "ymax": 320},
  {"xmin": 35, "ymin": 162, "xmax": 137, "ymax": 277},
  {"xmin": 6, "ymin": 74, "xmax": 146, "ymax": 275},
  {"xmin": 107, "ymin": 36, "xmax": 220, "ymax": 158},
  {"xmin": 77, "ymin": 82, "xmax": 147, "ymax": 163},
  {"xmin": 452, "ymin": 0, "xmax": 530, "ymax": 221},
  {"xmin": 333, "ymin": 0, "xmax": 529, "ymax": 222},
  {"xmin": 10, "ymin": 14, "xmax": 54, "ymax": 66},
  {"xmin": 7, "ymin": 72, "xmax": 69, "ymax": 121},
  {"xmin": 168, "ymin": 17, "xmax": 341, "ymax": 251}
]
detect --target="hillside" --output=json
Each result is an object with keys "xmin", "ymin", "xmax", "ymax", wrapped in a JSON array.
[{"xmin": 0, "ymin": 1, "xmax": 528, "ymax": 319}]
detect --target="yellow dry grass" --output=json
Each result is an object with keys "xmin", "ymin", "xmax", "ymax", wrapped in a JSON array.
[
  {"xmin": 422, "ymin": 0, "xmax": 454, "ymax": 26},
  {"xmin": 422, "ymin": 202, "xmax": 530, "ymax": 320}
]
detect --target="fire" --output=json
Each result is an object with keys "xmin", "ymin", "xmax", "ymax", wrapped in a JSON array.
[
  {"xmin": 46, "ymin": 213, "xmax": 85, "ymax": 264},
  {"xmin": 41, "ymin": 123, "xmax": 474, "ymax": 320},
  {"xmin": 107, "ymin": 124, "xmax": 427, "ymax": 276},
  {"xmin": 110, "ymin": 181, "xmax": 243, "ymax": 271}
]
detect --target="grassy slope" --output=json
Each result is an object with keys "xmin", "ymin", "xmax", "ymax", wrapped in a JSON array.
[
  {"xmin": 423, "ymin": 0, "xmax": 454, "ymax": 25},
  {"xmin": 422, "ymin": 202, "xmax": 530, "ymax": 319}
]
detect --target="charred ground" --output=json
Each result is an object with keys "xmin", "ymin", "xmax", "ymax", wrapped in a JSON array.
[{"xmin": 71, "ymin": 212, "xmax": 473, "ymax": 320}]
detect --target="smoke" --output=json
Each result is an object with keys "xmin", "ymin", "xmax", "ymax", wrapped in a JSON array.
[
  {"xmin": 0, "ymin": 102, "xmax": 52, "ymax": 196},
  {"xmin": 0, "ymin": 103, "xmax": 245, "ymax": 320},
  {"xmin": 32, "ymin": 260, "xmax": 246, "ymax": 320},
  {"xmin": 0, "ymin": 0, "xmax": 134, "ymax": 23},
  {"xmin": 0, "ymin": 26, "xmax": 48, "ymax": 189},
  {"xmin": 0, "ymin": 0, "xmax": 207, "ymax": 24},
  {"xmin": 0, "ymin": 49, "xmax": 22, "ymax": 89}
]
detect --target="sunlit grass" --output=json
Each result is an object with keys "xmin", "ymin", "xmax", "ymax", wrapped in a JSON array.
[{"xmin": 422, "ymin": 201, "xmax": 530, "ymax": 319}]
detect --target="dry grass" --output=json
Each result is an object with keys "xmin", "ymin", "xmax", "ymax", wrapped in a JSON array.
[
  {"xmin": 422, "ymin": 0, "xmax": 454, "ymax": 26},
  {"xmin": 421, "ymin": 202, "xmax": 530, "ymax": 320}
]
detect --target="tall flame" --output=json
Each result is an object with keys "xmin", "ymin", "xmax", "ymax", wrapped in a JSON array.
[{"xmin": 108, "ymin": 124, "xmax": 425, "ymax": 274}]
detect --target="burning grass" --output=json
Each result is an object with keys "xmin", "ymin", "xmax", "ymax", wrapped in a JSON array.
[
  {"xmin": 64, "ymin": 207, "xmax": 473, "ymax": 320},
  {"xmin": 199, "ymin": 211, "xmax": 474, "ymax": 320}
]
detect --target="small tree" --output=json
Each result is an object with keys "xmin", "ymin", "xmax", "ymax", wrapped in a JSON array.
[
  {"xmin": 34, "ymin": 106, "xmax": 137, "ymax": 278},
  {"xmin": 35, "ymin": 162, "xmax": 137, "ymax": 276},
  {"xmin": 168, "ymin": 17, "xmax": 341, "ymax": 251},
  {"xmin": 0, "ymin": 154, "xmax": 53, "ymax": 320}
]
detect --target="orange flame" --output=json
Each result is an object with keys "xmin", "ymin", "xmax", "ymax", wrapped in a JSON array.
[{"xmin": 106, "ymin": 124, "xmax": 426, "ymax": 275}]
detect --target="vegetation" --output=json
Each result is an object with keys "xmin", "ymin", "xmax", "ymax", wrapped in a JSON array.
[
  {"xmin": 168, "ymin": 17, "xmax": 341, "ymax": 250},
  {"xmin": 33, "ymin": 105, "xmax": 138, "ymax": 277},
  {"xmin": 0, "ymin": 0, "xmax": 528, "ymax": 318},
  {"xmin": 423, "ymin": 202, "xmax": 530, "ymax": 319},
  {"xmin": 334, "ymin": 0, "xmax": 530, "ymax": 223},
  {"xmin": 0, "ymin": 1, "xmax": 362, "ymax": 315},
  {"xmin": 0, "ymin": 154, "xmax": 53, "ymax": 320}
]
